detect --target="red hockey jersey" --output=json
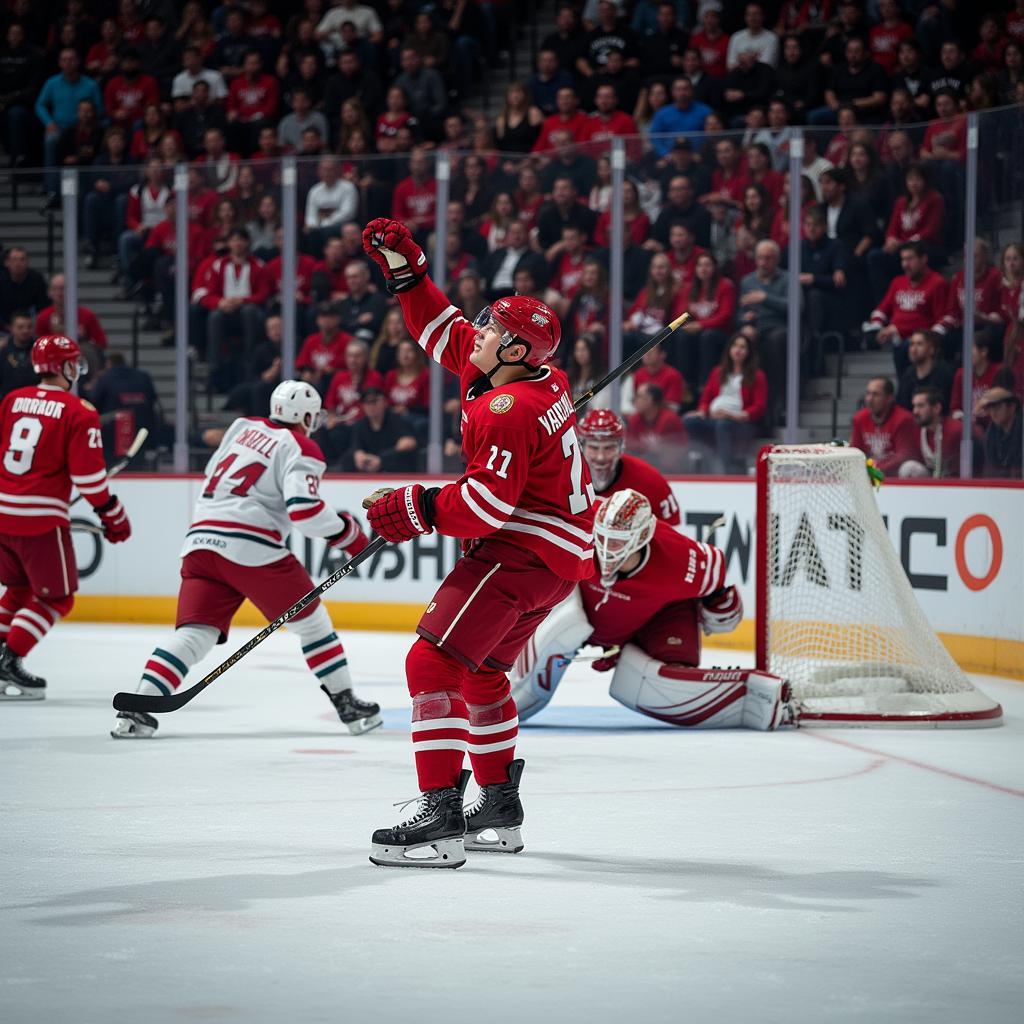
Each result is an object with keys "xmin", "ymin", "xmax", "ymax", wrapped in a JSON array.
[
  {"xmin": 849, "ymin": 404, "xmax": 917, "ymax": 473},
  {"xmin": 870, "ymin": 271, "xmax": 948, "ymax": 337},
  {"xmin": 595, "ymin": 452, "xmax": 681, "ymax": 527},
  {"xmin": 581, "ymin": 520, "xmax": 726, "ymax": 647},
  {"xmin": 0, "ymin": 384, "xmax": 112, "ymax": 535},
  {"xmin": 398, "ymin": 276, "xmax": 596, "ymax": 580}
]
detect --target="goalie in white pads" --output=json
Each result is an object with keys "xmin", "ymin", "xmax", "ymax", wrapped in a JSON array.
[
  {"xmin": 511, "ymin": 489, "xmax": 791, "ymax": 730},
  {"xmin": 112, "ymin": 381, "xmax": 381, "ymax": 739}
]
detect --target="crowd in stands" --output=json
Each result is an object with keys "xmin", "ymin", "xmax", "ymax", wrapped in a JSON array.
[{"xmin": 0, "ymin": 0, "xmax": 1021, "ymax": 479}]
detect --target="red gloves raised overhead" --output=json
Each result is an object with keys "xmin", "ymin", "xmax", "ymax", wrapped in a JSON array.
[
  {"xmin": 363, "ymin": 484, "xmax": 437, "ymax": 544},
  {"xmin": 96, "ymin": 495, "xmax": 131, "ymax": 544},
  {"xmin": 361, "ymin": 217, "xmax": 427, "ymax": 294}
]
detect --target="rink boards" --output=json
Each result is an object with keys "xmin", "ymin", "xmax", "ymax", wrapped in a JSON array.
[{"xmin": 66, "ymin": 474, "xmax": 1024, "ymax": 680}]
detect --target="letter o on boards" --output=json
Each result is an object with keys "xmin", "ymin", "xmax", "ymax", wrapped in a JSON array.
[{"xmin": 954, "ymin": 514, "xmax": 1002, "ymax": 592}]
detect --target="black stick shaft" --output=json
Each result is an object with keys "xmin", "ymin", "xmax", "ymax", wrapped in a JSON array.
[{"xmin": 112, "ymin": 313, "xmax": 691, "ymax": 715}]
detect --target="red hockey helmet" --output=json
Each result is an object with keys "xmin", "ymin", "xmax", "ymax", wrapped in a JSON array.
[
  {"xmin": 578, "ymin": 409, "xmax": 626, "ymax": 447},
  {"xmin": 31, "ymin": 335, "xmax": 86, "ymax": 380},
  {"xmin": 474, "ymin": 294, "xmax": 561, "ymax": 368}
]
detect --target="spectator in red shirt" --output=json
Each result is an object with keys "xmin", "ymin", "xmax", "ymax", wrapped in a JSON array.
[
  {"xmin": 383, "ymin": 338, "xmax": 430, "ymax": 434},
  {"xmin": 317, "ymin": 339, "xmax": 385, "ymax": 462},
  {"xmin": 680, "ymin": 252, "xmax": 738, "ymax": 385},
  {"xmin": 35, "ymin": 273, "xmax": 107, "ymax": 373},
  {"xmin": 584, "ymin": 84, "xmax": 639, "ymax": 146},
  {"xmin": 691, "ymin": 5, "xmax": 730, "ymax": 78},
  {"xmin": 634, "ymin": 342, "xmax": 686, "ymax": 413},
  {"xmin": 103, "ymin": 47, "xmax": 159, "ymax": 129},
  {"xmin": 624, "ymin": 253, "xmax": 685, "ymax": 359},
  {"xmin": 265, "ymin": 226, "xmax": 318, "ymax": 332},
  {"xmin": 703, "ymin": 137, "xmax": 749, "ymax": 208},
  {"xmin": 869, "ymin": 241, "xmax": 949, "ymax": 376},
  {"xmin": 868, "ymin": 0, "xmax": 913, "ymax": 75},
  {"xmin": 682, "ymin": 330, "xmax": 767, "ymax": 472},
  {"xmin": 391, "ymin": 146, "xmax": 436, "ymax": 240},
  {"xmin": 849, "ymin": 375, "xmax": 917, "ymax": 475},
  {"xmin": 900, "ymin": 385, "xmax": 963, "ymax": 478},
  {"xmin": 973, "ymin": 16, "xmax": 1007, "ymax": 72},
  {"xmin": 137, "ymin": 196, "xmax": 207, "ymax": 333},
  {"xmin": 666, "ymin": 222, "xmax": 705, "ymax": 291},
  {"xmin": 532, "ymin": 85, "xmax": 590, "ymax": 152},
  {"xmin": 951, "ymin": 333, "xmax": 1002, "ymax": 436},
  {"xmin": 227, "ymin": 49, "xmax": 279, "ymax": 155},
  {"xmin": 868, "ymin": 165, "xmax": 946, "ymax": 305},
  {"xmin": 933, "ymin": 239, "xmax": 1006, "ymax": 361},
  {"xmin": 626, "ymin": 382, "xmax": 687, "ymax": 473},
  {"xmin": 564, "ymin": 259, "xmax": 610, "ymax": 355},
  {"xmin": 544, "ymin": 224, "xmax": 590, "ymax": 319},
  {"xmin": 296, "ymin": 303, "xmax": 354, "ymax": 394},
  {"xmin": 595, "ymin": 178, "xmax": 650, "ymax": 249}
]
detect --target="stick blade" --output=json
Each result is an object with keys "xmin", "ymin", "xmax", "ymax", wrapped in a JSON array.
[
  {"xmin": 126, "ymin": 427, "xmax": 149, "ymax": 459},
  {"xmin": 113, "ymin": 688, "xmax": 189, "ymax": 713}
]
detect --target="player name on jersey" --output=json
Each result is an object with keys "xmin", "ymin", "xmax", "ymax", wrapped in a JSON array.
[
  {"xmin": 9, "ymin": 396, "xmax": 66, "ymax": 418},
  {"xmin": 234, "ymin": 426, "xmax": 280, "ymax": 458},
  {"xmin": 537, "ymin": 392, "xmax": 575, "ymax": 437}
]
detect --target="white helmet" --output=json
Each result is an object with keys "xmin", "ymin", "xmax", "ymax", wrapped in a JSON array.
[
  {"xmin": 270, "ymin": 380, "xmax": 323, "ymax": 435},
  {"xmin": 593, "ymin": 489, "xmax": 656, "ymax": 587}
]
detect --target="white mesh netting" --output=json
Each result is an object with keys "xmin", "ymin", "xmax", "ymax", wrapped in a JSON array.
[{"xmin": 760, "ymin": 445, "xmax": 1002, "ymax": 727}]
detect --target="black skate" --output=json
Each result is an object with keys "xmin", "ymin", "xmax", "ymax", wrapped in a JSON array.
[
  {"xmin": 0, "ymin": 644, "xmax": 46, "ymax": 701},
  {"xmin": 464, "ymin": 759, "xmax": 525, "ymax": 853},
  {"xmin": 320, "ymin": 684, "xmax": 382, "ymax": 735},
  {"xmin": 110, "ymin": 710, "xmax": 158, "ymax": 739},
  {"xmin": 369, "ymin": 770, "xmax": 471, "ymax": 869}
]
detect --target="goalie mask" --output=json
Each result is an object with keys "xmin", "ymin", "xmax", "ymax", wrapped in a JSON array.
[
  {"xmin": 270, "ymin": 380, "xmax": 324, "ymax": 436},
  {"xmin": 593, "ymin": 489, "xmax": 656, "ymax": 587}
]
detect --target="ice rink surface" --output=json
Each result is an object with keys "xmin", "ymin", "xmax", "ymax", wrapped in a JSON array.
[{"xmin": 1, "ymin": 623, "xmax": 1022, "ymax": 1024}]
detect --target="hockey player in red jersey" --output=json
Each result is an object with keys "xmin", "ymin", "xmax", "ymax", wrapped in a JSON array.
[
  {"xmin": 0, "ymin": 335, "xmax": 132, "ymax": 700},
  {"xmin": 510, "ymin": 489, "xmax": 790, "ymax": 730},
  {"xmin": 111, "ymin": 380, "xmax": 381, "ymax": 739},
  {"xmin": 578, "ymin": 409, "xmax": 681, "ymax": 526},
  {"xmin": 360, "ymin": 216, "xmax": 595, "ymax": 868}
]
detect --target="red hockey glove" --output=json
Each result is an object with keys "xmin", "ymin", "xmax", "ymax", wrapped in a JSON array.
[
  {"xmin": 95, "ymin": 495, "xmax": 131, "ymax": 544},
  {"xmin": 700, "ymin": 585, "xmax": 743, "ymax": 636},
  {"xmin": 363, "ymin": 484, "xmax": 438, "ymax": 544},
  {"xmin": 362, "ymin": 217, "xmax": 426, "ymax": 294},
  {"xmin": 327, "ymin": 511, "xmax": 370, "ymax": 557},
  {"xmin": 591, "ymin": 648, "xmax": 621, "ymax": 673}
]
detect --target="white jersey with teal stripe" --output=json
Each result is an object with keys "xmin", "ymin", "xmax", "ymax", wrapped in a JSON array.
[{"xmin": 182, "ymin": 416, "xmax": 345, "ymax": 567}]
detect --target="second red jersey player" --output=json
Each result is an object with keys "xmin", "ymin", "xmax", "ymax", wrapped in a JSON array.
[
  {"xmin": 360, "ymin": 216, "xmax": 595, "ymax": 868},
  {"xmin": 578, "ymin": 409, "xmax": 681, "ymax": 527},
  {"xmin": 0, "ymin": 335, "xmax": 132, "ymax": 699}
]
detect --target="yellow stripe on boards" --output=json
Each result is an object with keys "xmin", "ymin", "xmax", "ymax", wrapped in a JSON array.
[{"xmin": 66, "ymin": 599, "xmax": 1024, "ymax": 681}]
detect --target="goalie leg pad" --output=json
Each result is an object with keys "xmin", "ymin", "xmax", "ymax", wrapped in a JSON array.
[
  {"xmin": 508, "ymin": 589, "xmax": 592, "ymax": 722},
  {"xmin": 608, "ymin": 648, "xmax": 790, "ymax": 730}
]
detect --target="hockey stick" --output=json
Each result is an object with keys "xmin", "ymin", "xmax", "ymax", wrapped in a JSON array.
[
  {"xmin": 70, "ymin": 428, "xmax": 149, "ymax": 508},
  {"xmin": 112, "ymin": 316, "xmax": 691, "ymax": 715}
]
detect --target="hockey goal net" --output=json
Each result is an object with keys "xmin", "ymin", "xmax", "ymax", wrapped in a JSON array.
[{"xmin": 755, "ymin": 444, "xmax": 1002, "ymax": 727}]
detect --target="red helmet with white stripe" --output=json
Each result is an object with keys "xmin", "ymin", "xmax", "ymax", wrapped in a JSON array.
[
  {"xmin": 31, "ymin": 335, "xmax": 86, "ymax": 382},
  {"xmin": 593, "ymin": 488, "xmax": 656, "ymax": 587},
  {"xmin": 475, "ymin": 294, "xmax": 561, "ymax": 368},
  {"xmin": 578, "ymin": 410, "xmax": 625, "ymax": 491}
]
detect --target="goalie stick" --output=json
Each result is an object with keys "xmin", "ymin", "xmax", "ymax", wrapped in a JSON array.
[
  {"xmin": 111, "ymin": 315, "xmax": 690, "ymax": 715},
  {"xmin": 70, "ymin": 428, "xmax": 149, "ymax": 508}
]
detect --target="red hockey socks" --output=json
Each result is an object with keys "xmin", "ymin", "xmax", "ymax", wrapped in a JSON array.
[
  {"xmin": 464, "ymin": 667, "xmax": 519, "ymax": 786},
  {"xmin": 0, "ymin": 587, "xmax": 29, "ymax": 644},
  {"xmin": 5, "ymin": 594, "xmax": 72, "ymax": 657},
  {"xmin": 407, "ymin": 638, "xmax": 469, "ymax": 791}
]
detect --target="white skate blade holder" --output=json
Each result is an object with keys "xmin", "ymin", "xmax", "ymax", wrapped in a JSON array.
[
  {"xmin": 0, "ymin": 682, "xmax": 45, "ymax": 702},
  {"xmin": 369, "ymin": 837, "xmax": 466, "ymax": 869},
  {"xmin": 465, "ymin": 826, "xmax": 524, "ymax": 854},
  {"xmin": 346, "ymin": 710, "xmax": 383, "ymax": 736}
]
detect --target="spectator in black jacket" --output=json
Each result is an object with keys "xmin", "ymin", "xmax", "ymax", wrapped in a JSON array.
[
  {"xmin": 891, "ymin": 39, "xmax": 934, "ymax": 116},
  {"xmin": 979, "ymin": 387, "xmax": 1022, "ymax": 479},
  {"xmin": 536, "ymin": 176, "xmax": 598, "ymax": 257},
  {"xmin": 791, "ymin": 206, "xmax": 846, "ymax": 374},
  {"xmin": 342, "ymin": 388, "xmax": 419, "ymax": 473},
  {"xmin": 56, "ymin": 98, "xmax": 102, "ymax": 167},
  {"xmin": 89, "ymin": 352, "xmax": 162, "ymax": 462},
  {"xmin": 810, "ymin": 36, "xmax": 889, "ymax": 125},
  {"xmin": 819, "ymin": 167, "xmax": 877, "ymax": 327},
  {"xmin": 323, "ymin": 48, "xmax": 383, "ymax": 132},
  {"xmin": 136, "ymin": 15, "xmax": 180, "ymax": 89},
  {"xmin": 176, "ymin": 80, "xmax": 228, "ymax": 158},
  {"xmin": 647, "ymin": 173, "xmax": 711, "ymax": 251},
  {"xmin": 482, "ymin": 220, "xmax": 549, "ymax": 300},
  {"xmin": 336, "ymin": 261, "xmax": 387, "ymax": 344},
  {"xmin": 0, "ymin": 21, "xmax": 42, "ymax": 166},
  {"xmin": 82, "ymin": 126, "xmax": 135, "ymax": 268},
  {"xmin": 722, "ymin": 51, "xmax": 775, "ymax": 126},
  {"xmin": 0, "ymin": 310, "xmax": 37, "ymax": 397},
  {"xmin": 896, "ymin": 330, "xmax": 954, "ymax": 411},
  {"xmin": 0, "ymin": 247, "xmax": 47, "ymax": 327}
]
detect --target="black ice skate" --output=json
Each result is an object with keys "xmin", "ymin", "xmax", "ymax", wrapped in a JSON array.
[
  {"xmin": 369, "ymin": 770, "xmax": 471, "ymax": 869},
  {"xmin": 110, "ymin": 710, "xmax": 158, "ymax": 739},
  {"xmin": 464, "ymin": 759, "xmax": 525, "ymax": 854},
  {"xmin": 0, "ymin": 644, "xmax": 46, "ymax": 701},
  {"xmin": 320, "ymin": 684, "xmax": 382, "ymax": 735}
]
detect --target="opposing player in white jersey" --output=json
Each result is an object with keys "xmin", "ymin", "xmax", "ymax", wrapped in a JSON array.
[
  {"xmin": 578, "ymin": 409, "xmax": 681, "ymax": 527},
  {"xmin": 510, "ymin": 490, "xmax": 791, "ymax": 730},
  {"xmin": 112, "ymin": 381, "xmax": 380, "ymax": 738}
]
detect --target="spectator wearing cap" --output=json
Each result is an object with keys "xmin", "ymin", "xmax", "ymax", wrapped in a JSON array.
[
  {"xmin": 899, "ymin": 386, "xmax": 963, "ymax": 478},
  {"xmin": 296, "ymin": 303, "xmax": 355, "ymax": 394},
  {"xmin": 342, "ymin": 387, "xmax": 419, "ymax": 473},
  {"xmin": 103, "ymin": 46, "xmax": 159, "ymax": 130},
  {"xmin": 726, "ymin": 3, "xmax": 779, "ymax": 70},
  {"xmin": 337, "ymin": 261, "xmax": 387, "ymax": 343},
  {"xmin": 979, "ymin": 387, "xmax": 1022, "ymax": 478},
  {"xmin": 648, "ymin": 78, "xmax": 711, "ymax": 159}
]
